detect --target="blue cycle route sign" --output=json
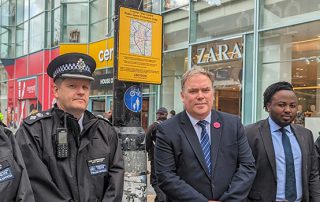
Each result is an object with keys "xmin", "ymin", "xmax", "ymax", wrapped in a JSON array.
[{"xmin": 124, "ymin": 85, "xmax": 142, "ymax": 113}]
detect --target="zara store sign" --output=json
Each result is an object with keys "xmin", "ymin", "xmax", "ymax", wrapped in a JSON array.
[{"xmin": 196, "ymin": 41, "xmax": 243, "ymax": 64}]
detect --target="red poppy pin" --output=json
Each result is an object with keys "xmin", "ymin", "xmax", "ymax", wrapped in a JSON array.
[{"xmin": 213, "ymin": 122, "xmax": 221, "ymax": 129}]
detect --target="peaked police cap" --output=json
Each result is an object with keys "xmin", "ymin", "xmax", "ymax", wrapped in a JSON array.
[{"xmin": 47, "ymin": 53, "xmax": 96, "ymax": 81}]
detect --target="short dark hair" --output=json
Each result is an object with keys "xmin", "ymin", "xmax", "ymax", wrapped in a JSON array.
[{"xmin": 263, "ymin": 81, "xmax": 294, "ymax": 110}]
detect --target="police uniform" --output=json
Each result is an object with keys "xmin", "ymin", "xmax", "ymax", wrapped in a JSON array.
[
  {"xmin": 15, "ymin": 53, "xmax": 124, "ymax": 202},
  {"xmin": 0, "ymin": 125, "xmax": 35, "ymax": 201}
]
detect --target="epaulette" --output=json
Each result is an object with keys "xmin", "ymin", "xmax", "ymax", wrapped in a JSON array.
[
  {"xmin": 24, "ymin": 111, "xmax": 52, "ymax": 125},
  {"xmin": 96, "ymin": 116, "xmax": 113, "ymax": 126}
]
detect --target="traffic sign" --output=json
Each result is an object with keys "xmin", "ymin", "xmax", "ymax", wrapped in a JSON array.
[{"xmin": 124, "ymin": 85, "xmax": 142, "ymax": 112}]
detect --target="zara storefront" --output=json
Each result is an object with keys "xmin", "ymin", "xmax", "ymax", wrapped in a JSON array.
[
  {"xmin": 0, "ymin": 0, "xmax": 320, "ymax": 134},
  {"xmin": 157, "ymin": 0, "xmax": 320, "ymax": 138}
]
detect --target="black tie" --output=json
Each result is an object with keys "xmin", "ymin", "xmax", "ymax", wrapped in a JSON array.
[{"xmin": 279, "ymin": 127, "xmax": 297, "ymax": 202}]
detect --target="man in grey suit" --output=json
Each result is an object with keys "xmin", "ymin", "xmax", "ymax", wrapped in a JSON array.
[
  {"xmin": 154, "ymin": 66, "xmax": 256, "ymax": 202},
  {"xmin": 245, "ymin": 81, "xmax": 320, "ymax": 202}
]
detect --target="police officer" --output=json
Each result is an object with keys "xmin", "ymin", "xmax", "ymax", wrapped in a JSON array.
[
  {"xmin": 15, "ymin": 53, "xmax": 124, "ymax": 202},
  {"xmin": 0, "ymin": 124, "xmax": 35, "ymax": 201}
]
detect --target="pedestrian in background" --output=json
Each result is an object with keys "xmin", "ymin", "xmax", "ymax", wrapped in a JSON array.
[
  {"xmin": 245, "ymin": 81, "xmax": 320, "ymax": 202},
  {"xmin": 169, "ymin": 110, "xmax": 176, "ymax": 118},
  {"xmin": 146, "ymin": 107, "xmax": 168, "ymax": 202},
  {"xmin": 0, "ymin": 121, "xmax": 35, "ymax": 201},
  {"xmin": 154, "ymin": 66, "xmax": 256, "ymax": 201},
  {"xmin": 15, "ymin": 53, "xmax": 124, "ymax": 202}
]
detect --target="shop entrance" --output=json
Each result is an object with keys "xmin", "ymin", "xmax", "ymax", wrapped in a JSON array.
[
  {"xmin": 215, "ymin": 88, "xmax": 241, "ymax": 115},
  {"xmin": 88, "ymin": 95, "xmax": 113, "ymax": 117},
  {"xmin": 18, "ymin": 99, "xmax": 38, "ymax": 125}
]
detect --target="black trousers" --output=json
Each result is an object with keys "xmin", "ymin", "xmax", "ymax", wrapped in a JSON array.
[{"xmin": 150, "ymin": 160, "xmax": 166, "ymax": 202}]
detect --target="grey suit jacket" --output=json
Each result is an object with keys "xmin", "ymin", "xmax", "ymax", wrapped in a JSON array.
[
  {"xmin": 245, "ymin": 119, "xmax": 320, "ymax": 202},
  {"xmin": 154, "ymin": 110, "xmax": 256, "ymax": 202}
]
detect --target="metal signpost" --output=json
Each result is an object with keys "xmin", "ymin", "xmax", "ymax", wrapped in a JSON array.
[{"xmin": 113, "ymin": 1, "xmax": 162, "ymax": 201}]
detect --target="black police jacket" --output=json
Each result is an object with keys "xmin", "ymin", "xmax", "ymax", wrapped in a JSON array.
[
  {"xmin": 15, "ymin": 106, "xmax": 124, "ymax": 202},
  {"xmin": 0, "ymin": 125, "xmax": 35, "ymax": 201}
]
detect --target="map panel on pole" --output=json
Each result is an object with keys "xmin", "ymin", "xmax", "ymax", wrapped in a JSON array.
[{"xmin": 118, "ymin": 7, "xmax": 163, "ymax": 84}]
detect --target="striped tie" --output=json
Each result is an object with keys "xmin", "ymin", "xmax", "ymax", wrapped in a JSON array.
[{"xmin": 197, "ymin": 120, "xmax": 212, "ymax": 174}]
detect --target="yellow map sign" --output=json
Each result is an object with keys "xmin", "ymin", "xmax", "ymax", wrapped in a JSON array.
[{"xmin": 118, "ymin": 7, "xmax": 163, "ymax": 84}]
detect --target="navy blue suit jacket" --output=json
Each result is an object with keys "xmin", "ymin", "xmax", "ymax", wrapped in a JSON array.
[{"xmin": 154, "ymin": 110, "xmax": 256, "ymax": 202}]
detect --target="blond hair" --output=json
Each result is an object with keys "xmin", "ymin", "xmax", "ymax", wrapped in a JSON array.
[{"xmin": 181, "ymin": 65, "xmax": 214, "ymax": 90}]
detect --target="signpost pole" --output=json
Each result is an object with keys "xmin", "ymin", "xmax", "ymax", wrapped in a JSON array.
[{"xmin": 113, "ymin": 0, "xmax": 147, "ymax": 201}]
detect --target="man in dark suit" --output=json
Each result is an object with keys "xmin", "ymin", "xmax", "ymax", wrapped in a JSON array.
[
  {"xmin": 245, "ymin": 81, "xmax": 320, "ymax": 202},
  {"xmin": 154, "ymin": 66, "xmax": 256, "ymax": 202}
]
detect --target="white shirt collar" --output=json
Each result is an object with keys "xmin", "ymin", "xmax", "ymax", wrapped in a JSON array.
[
  {"xmin": 186, "ymin": 111, "xmax": 211, "ymax": 127},
  {"xmin": 78, "ymin": 114, "xmax": 84, "ymax": 132}
]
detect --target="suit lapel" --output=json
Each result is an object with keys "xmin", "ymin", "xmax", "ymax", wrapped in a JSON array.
[
  {"xmin": 210, "ymin": 110, "xmax": 222, "ymax": 177},
  {"xmin": 260, "ymin": 119, "xmax": 277, "ymax": 180},
  {"xmin": 180, "ymin": 111, "xmax": 211, "ymax": 177}
]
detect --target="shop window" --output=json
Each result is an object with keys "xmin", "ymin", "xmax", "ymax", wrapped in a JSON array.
[
  {"xmin": 163, "ymin": 0, "xmax": 188, "ymax": 11},
  {"xmin": 258, "ymin": 20, "xmax": 320, "ymax": 138},
  {"xmin": 190, "ymin": 0, "xmax": 253, "ymax": 43},
  {"xmin": 163, "ymin": 6, "xmax": 189, "ymax": 51},
  {"xmin": 53, "ymin": 0, "xmax": 60, "ymax": 9},
  {"xmin": 162, "ymin": 49, "xmax": 188, "ymax": 114},
  {"xmin": 69, "ymin": 29, "xmax": 80, "ymax": 43},
  {"xmin": 89, "ymin": 0, "xmax": 109, "ymax": 41},
  {"xmin": 260, "ymin": 0, "xmax": 320, "ymax": 29},
  {"xmin": 29, "ymin": 14, "xmax": 44, "ymax": 52},
  {"xmin": 52, "ymin": 8, "xmax": 60, "ymax": 46},
  {"xmin": 143, "ymin": 0, "xmax": 160, "ymax": 13},
  {"xmin": 62, "ymin": 3, "xmax": 88, "ymax": 43},
  {"xmin": 30, "ymin": 0, "xmax": 44, "ymax": 18},
  {"xmin": 191, "ymin": 37, "xmax": 244, "ymax": 116},
  {"xmin": 16, "ymin": 22, "xmax": 28, "ymax": 57}
]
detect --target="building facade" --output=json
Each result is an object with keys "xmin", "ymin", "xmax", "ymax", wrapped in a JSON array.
[{"xmin": 0, "ymin": 0, "xmax": 320, "ymax": 137}]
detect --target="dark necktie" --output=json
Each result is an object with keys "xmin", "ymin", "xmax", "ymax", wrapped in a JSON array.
[
  {"xmin": 197, "ymin": 120, "xmax": 212, "ymax": 174},
  {"xmin": 279, "ymin": 127, "xmax": 297, "ymax": 202}
]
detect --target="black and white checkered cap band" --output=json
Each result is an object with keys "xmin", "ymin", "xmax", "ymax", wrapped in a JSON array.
[{"xmin": 53, "ymin": 63, "xmax": 91, "ymax": 78}]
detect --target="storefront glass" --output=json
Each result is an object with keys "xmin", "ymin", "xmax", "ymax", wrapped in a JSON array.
[
  {"xmin": 143, "ymin": 0, "xmax": 160, "ymax": 14},
  {"xmin": 0, "ymin": 0, "xmax": 15, "ymax": 59},
  {"xmin": 192, "ymin": 37, "xmax": 244, "ymax": 115},
  {"xmin": 62, "ymin": 3, "xmax": 88, "ymax": 43},
  {"xmin": 163, "ymin": 0, "xmax": 188, "ymax": 11},
  {"xmin": 90, "ymin": 0, "xmax": 109, "ymax": 42},
  {"xmin": 162, "ymin": 49, "xmax": 188, "ymax": 114},
  {"xmin": 258, "ymin": 20, "xmax": 320, "ymax": 138},
  {"xmin": 52, "ymin": 8, "xmax": 60, "ymax": 46},
  {"xmin": 23, "ymin": 0, "xmax": 29, "ymax": 21},
  {"xmin": 16, "ymin": 0, "xmax": 26, "ymax": 24},
  {"xmin": 53, "ymin": 0, "xmax": 60, "ymax": 9},
  {"xmin": 163, "ymin": 5, "xmax": 189, "ymax": 50},
  {"xmin": 260, "ymin": 0, "xmax": 320, "ymax": 29},
  {"xmin": 0, "ymin": 67, "xmax": 8, "ymax": 126},
  {"xmin": 0, "ymin": 32, "xmax": 8, "ymax": 58},
  {"xmin": 16, "ymin": 22, "xmax": 29, "ymax": 57},
  {"xmin": 190, "ymin": 0, "xmax": 253, "ymax": 43},
  {"xmin": 1, "ymin": 1, "xmax": 9, "ymax": 26},
  {"xmin": 30, "ymin": 0, "xmax": 44, "ymax": 18},
  {"xmin": 29, "ymin": 13, "xmax": 44, "ymax": 52}
]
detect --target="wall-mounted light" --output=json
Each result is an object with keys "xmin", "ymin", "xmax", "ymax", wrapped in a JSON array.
[{"xmin": 316, "ymin": 56, "xmax": 320, "ymax": 63}]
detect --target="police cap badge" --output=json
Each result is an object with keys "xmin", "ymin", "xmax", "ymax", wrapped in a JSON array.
[{"xmin": 47, "ymin": 52, "xmax": 96, "ymax": 81}]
